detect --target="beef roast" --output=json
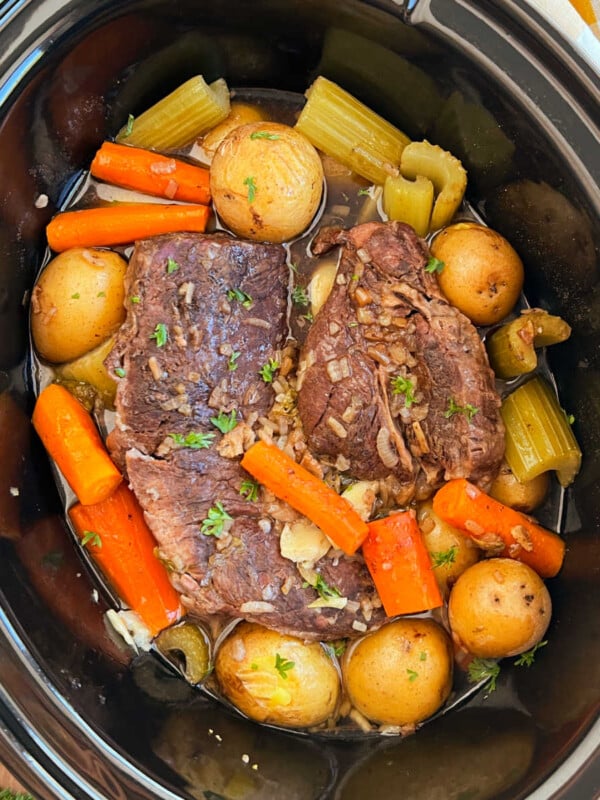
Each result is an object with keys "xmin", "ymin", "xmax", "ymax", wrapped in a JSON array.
[
  {"xmin": 297, "ymin": 221, "xmax": 504, "ymax": 500},
  {"xmin": 107, "ymin": 232, "xmax": 384, "ymax": 640}
]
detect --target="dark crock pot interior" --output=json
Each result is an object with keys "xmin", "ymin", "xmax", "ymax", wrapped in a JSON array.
[{"xmin": 0, "ymin": 1, "xmax": 598, "ymax": 798}]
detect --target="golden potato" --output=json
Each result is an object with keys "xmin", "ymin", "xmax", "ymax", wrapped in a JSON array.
[
  {"xmin": 210, "ymin": 121, "xmax": 324, "ymax": 243},
  {"xmin": 448, "ymin": 558, "xmax": 551, "ymax": 659},
  {"xmin": 214, "ymin": 622, "xmax": 340, "ymax": 728},
  {"xmin": 417, "ymin": 500, "xmax": 479, "ymax": 596},
  {"xmin": 201, "ymin": 101, "xmax": 267, "ymax": 157},
  {"xmin": 342, "ymin": 618, "xmax": 453, "ymax": 726},
  {"xmin": 489, "ymin": 461, "xmax": 550, "ymax": 513},
  {"xmin": 31, "ymin": 247, "xmax": 127, "ymax": 362},
  {"xmin": 430, "ymin": 222, "xmax": 524, "ymax": 326}
]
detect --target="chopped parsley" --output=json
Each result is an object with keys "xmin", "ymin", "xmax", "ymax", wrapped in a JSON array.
[
  {"xmin": 201, "ymin": 502, "xmax": 232, "ymax": 537},
  {"xmin": 228, "ymin": 350, "xmax": 241, "ymax": 371},
  {"xmin": 97, "ymin": 291, "xmax": 106, "ymax": 298},
  {"xmin": 431, "ymin": 545, "xmax": 458, "ymax": 568},
  {"xmin": 407, "ymin": 669, "xmax": 419, "ymax": 682},
  {"xmin": 243, "ymin": 176, "xmax": 257, "ymax": 203},
  {"xmin": 81, "ymin": 530, "xmax": 102, "ymax": 549},
  {"xmin": 274, "ymin": 653, "xmax": 295, "ymax": 679},
  {"xmin": 227, "ymin": 287, "xmax": 253, "ymax": 309},
  {"xmin": 166, "ymin": 257, "xmax": 179, "ymax": 274},
  {"xmin": 328, "ymin": 640, "xmax": 347, "ymax": 658},
  {"xmin": 514, "ymin": 640, "xmax": 547, "ymax": 667},
  {"xmin": 391, "ymin": 375, "xmax": 416, "ymax": 408},
  {"xmin": 357, "ymin": 187, "xmax": 371, "ymax": 196},
  {"xmin": 250, "ymin": 662, "xmax": 259, "ymax": 670},
  {"xmin": 444, "ymin": 397, "xmax": 479, "ymax": 421},
  {"xmin": 303, "ymin": 573, "xmax": 341, "ymax": 601},
  {"xmin": 250, "ymin": 130, "xmax": 280, "ymax": 140},
  {"xmin": 419, "ymin": 651, "xmax": 427, "ymax": 661},
  {"xmin": 289, "ymin": 262, "xmax": 299, "ymax": 274},
  {"xmin": 114, "ymin": 367, "xmax": 126, "ymax": 378},
  {"xmin": 169, "ymin": 431, "xmax": 215, "ymax": 449},
  {"xmin": 124, "ymin": 113, "xmax": 135, "ymax": 137},
  {"xmin": 259, "ymin": 358, "xmax": 280, "ymax": 383},
  {"xmin": 130, "ymin": 295, "xmax": 141, "ymax": 304},
  {"xmin": 425, "ymin": 256, "xmax": 445, "ymax": 274},
  {"xmin": 210, "ymin": 409, "xmax": 238, "ymax": 433},
  {"xmin": 292, "ymin": 285, "xmax": 309, "ymax": 307},
  {"xmin": 71, "ymin": 292, "xmax": 80, "ymax": 299},
  {"xmin": 0, "ymin": 790, "xmax": 36, "ymax": 800},
  {"xmin": 240, "ymin": 478, "xmax": 260, "ymax": 502},
  {"xmin": 150, "ymin": 322, "xmax": 168, "ymax": 347},
  {"xmin": 568, "ymin": 414, "xmax": 575, "ymax": 425},
  {"xmin": 302, "ymin": 311, "xmax": 314, "ymax": 323},
  {"xmin": 468, "ymin": 657, "xmax": 500, "ymax": 692}
]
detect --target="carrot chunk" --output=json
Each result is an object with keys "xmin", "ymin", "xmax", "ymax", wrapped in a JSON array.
[
  {"xmin": 69, "ymin": 483, "xmax": 184, "ymax": 637},
  {"xmin": 46, "ymin": 202, "xmax": 210, "ymax": 252},
  {"xmin": 240, "ymin": 440, "xmax": 369, "ymax": 555},
  {"xmin": 362, "ymin": 510, "xmax": 443, "ymax": 617},
  {"xmin": 90, "ymin": 141, "xmax": 211, "ymax": 205},
  {"xmin": 432, "ymin": 478, "xmax": 565, "ymax": 578},
  {"xmin": 32, "ymin": 383, "xmax": 122, "ymax": 505}
]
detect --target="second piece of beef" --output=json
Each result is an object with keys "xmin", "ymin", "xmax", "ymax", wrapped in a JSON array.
[
  {"xmin": 297, "ymin": 221, "xmax": 505, "ymax": 500},
  {"xmin": 107, "ymin": 232, "xmax": 384, "ymax": 640}
]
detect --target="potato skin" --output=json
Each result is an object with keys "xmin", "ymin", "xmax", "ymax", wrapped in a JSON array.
[
  {"xmin": 448, "ymin": 558, "xmax": 551, "ymax": 658},
  {"xmin": 489, "ymin": 461, "xmax": 550, "ymax": 513},
  {"xmin": 417, "ymin": 500, "xmax": 479, "ymax": 596},
  {"xmin": 202, "ymin": 101, "xmax": 267, "ymax": 157},
  {"xmin": 31, "ymin": 247, "xmax": 127, "ymax": 363},
  {"xmin": 342, "ymin": 618, "xmax": 453, "ymax": 726},
  {"xmin": 210, "ymin": 121, "xmax": 324, "ymax": 243},
  {"xmin": 431, "ymin": 222, "xmax": 524, "ymax": 326},
  {"xmin": 214, "ymin": 622, "xmax": 340, "ymax": 728}
]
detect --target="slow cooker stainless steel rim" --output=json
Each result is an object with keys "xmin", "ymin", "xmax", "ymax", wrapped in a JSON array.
[{"xmin": 0, "ymin": 0, "xmax": 598, "ymax": 798}]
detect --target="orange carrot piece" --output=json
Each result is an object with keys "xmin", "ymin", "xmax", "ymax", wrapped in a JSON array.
[
  {"xmin": 46, "ymin": 202, "xmax": 211, "ymax": 252},
  {"xmin": 69, "ymin": 483, "xmax": 184, "ymax": 637},
  {"xmin": 432, "ymin": 478, "xmax": 565, "ymax": 578},
  {"xmin": 90, "ymin": 141, "xmax": 211, "ymax": 205},
  {"xmin": 240, "ymin": 440, "xmax": 368, "ymax": 555},
  {"xmin": 32, "ymin": 383, "xmax": 122, "ymax": 505},
  {"xmin": 362, "ymin": 510, "xmax": 443, "ymax": 617}
]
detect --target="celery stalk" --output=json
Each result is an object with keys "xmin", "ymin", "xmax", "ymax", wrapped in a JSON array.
[
  {"xmin": 501, "ymin": 377, "xmax": 581, "ymax": 487},
  {"xmin": 487, "ymin": 310, "xmax": 571, "ymax": 379},
  {"xmin": 155, "ymin": 622, "xmax": 210, "ymax": 684},
  {"xmin": 383, "ymin": 174, "xmax": 434, "ymax": 237},
  {"xmin": 523, "ymin": 309, "xmax": 571, "ymax": 347},
  {"xmin": 295, "ymin": 76, "xmax": 410, "ymax": 185},
  {"xmin": 117, "ymin": 76, "xmax": 230, "ymax": 150},
  {"xmin": 400, "ymin": 140, "xmax": 467, "ymax": 232}
]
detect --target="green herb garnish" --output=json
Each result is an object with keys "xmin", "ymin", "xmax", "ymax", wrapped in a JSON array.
[
  {"xmin": 250, "ymin": 662, "xmax": 259, "ymax": 670},
  {"xmin": 210, "ymin": 409, "xmax": 238, "ymax": 433},
  {"xmin": 419, "ymin": 651, "xmax": 427, "ymax": 661},
  {"xmin": 425, "ymin": 257, "xmax": 445, "ymax": 274},
  {"xmin": 329, "ymin": 640, "xmax": 347, "ymax": 658},
  {"xmin": 274, "ymin": 653, "xmax": 295, "ymax": 679},
  {"xmin": 302, "ymin": 311, "xmax": 314, "ymax": 323},
  {"xmin": 81, "ymin": 530, "xmax": 102, "ymax": 549},
  {"xmin": 150, "ymin": 322, "xmax": 168, "ymax": 347},
  {"xmin": 114, "ymin": 367, "xmax": 126, "ymax": 378},
  {"xmin": 357, "ymin": 187, "xmax": 371, "ymax": 197},
  {"xmin": 71, "ymin": 293, "xmax": 80, "ymax": 299},
  {"xmin": 124, "ymin": 113, "xmax": 135, "ymax": 137},
  {"xmin": 259, "ymin": 358, "xmax": 280, "ymax": 383},
  {"xmin": 568, "ymin": 414, "xmax": 575, "ymax": 425},
  {"xmin": 468, "ymin": 657, "xmax": 500, "ymax": 692},
  {"xmin": 292, "ymin": 285, "xmax": 309, "ymax": 307},
  {"xmin": 243, "ymin": 176, "xmax": 257, "ymax": 203},
  {"xmin": 240, "ymin": 478, "xmax": 260, "ymax": 502},
  {"xmin": 514, "ymin": 640, "xmax": 547, "ymax": 667},
  {"xmin": 444, "ymin": 397, "xmax": 479, "ymax": 421},
  {"xmin": 228, "ymin": 350, "xmax": 241, "ymax": 371},
  {"xmin": 227, "ymin": 287, "xmax": 253, "ymax": 309},
  {"xmin": 166, "ymin": 257, "xmax": 180, "ymax": 275},
  {"xmin": 97, "ymin": 291, "xmax": 106, "ymax": 298},
  {"xmin": 201, "ymin": 502, "xmax": 233, "ymax": 537},
  {"xmin": 391, "ymin": 375, "xmax": 416, "ymax": 408},
  {"xmin": 130, "ymin": 295, "xmax": 141, "ymax": 304},
  {"xmin": 407, "ymin": 669, "xmax": 419, "ymax": 682},
  {"xmin": 303, "ymin": 574, "xmax": 341, "ymax": 601},
  {"xmin": 250, "ymin": 131, "xmax": 280, "ymax": 140},
  {"xmin": 0, "ymin": 790, "xmax": 36, "ymax": 800},
  {"xmin": 431, "ymin": 545, "xmax": 458, "ymax": 568},
  {"xmin": 169, "ymin": 431, "xmax": 215, "ymax": 449}
]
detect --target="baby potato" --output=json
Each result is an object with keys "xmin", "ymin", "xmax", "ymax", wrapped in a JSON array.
[
  {"xmin": 210, "ymin": 121, "xmax": 324, "ymax": 243},
  {"xmin": 417, "ymin": 500, "xmax": 479, "ymax": 596},
  {"xmin": 342, "ymin": 618, "xmax": 453, "ymax": 726},
  {"xmin": 489, "ymin": 461, "xmax": 550, "ymax": 513},
  {"xmin": 214, "ymin": 622, "xmax": 340, "ymax": 728},
  {"xmin": 201, "ymin": 101, "xmax": 267, "ymax": 158},
  {"xmin": 448, "ymin": 558, "xmax": 551, "ymax": 659},
  {"xmin": 31, "ymin": 247, "xmax": 127, "ymax": 363},
  {"xmin": 431, "ymin": 222, "xmax": 524, "ymax": 326}
]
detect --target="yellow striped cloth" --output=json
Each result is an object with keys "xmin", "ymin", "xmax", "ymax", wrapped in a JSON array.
[{"xmin": 525, "ymin": 0, "xmax": 600, "ymax": 67}]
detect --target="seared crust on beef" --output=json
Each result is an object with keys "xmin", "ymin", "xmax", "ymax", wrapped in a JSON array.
[
  {"xmin": 107, "ymin": 232, "xmax": 384, "ymax": 641},
  {"xmin": 297, "ymin": 221, "xmax": 504, "ymax": 500}
]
